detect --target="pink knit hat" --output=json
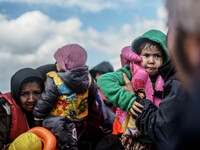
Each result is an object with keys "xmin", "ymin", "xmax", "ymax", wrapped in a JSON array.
[{"xmin": 54, "ymin": 44, "xmax": 87, "ymax": 72}]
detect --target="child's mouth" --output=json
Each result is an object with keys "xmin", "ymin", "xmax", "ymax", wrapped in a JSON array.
[{"xmin": 147, "ymin": 67, "xmax": 155, "ymax": 70}]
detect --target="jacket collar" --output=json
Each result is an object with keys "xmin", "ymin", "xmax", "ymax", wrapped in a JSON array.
[{"xmin": 158, "ymin": 60, "xmax": 176, "ymax": 82}]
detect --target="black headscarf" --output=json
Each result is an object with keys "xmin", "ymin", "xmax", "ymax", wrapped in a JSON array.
[
  {"xmin": 11, "ymin": 68, "xmax": 44, "ymax": 128},
  {"xmin": 89, "ymin": 61, "xmax": 114, "ymax": 79}
]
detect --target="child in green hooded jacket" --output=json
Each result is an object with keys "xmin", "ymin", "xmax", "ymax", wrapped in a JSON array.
[{"xmin": 97, "ymin": 29, "xmax": 170, "ymax": 149}]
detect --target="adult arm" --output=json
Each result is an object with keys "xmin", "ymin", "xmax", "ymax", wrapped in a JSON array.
[
  {"xmin": 122, "ymin": 73, "xmax": 144, "ymax": 116},
  {"xmin": 135, "ymin": 80, "xmax": 186, "ymax": 148},
  {"xmin": 97, "ymin": 65, "xmax": 137, "ymax": 112}
]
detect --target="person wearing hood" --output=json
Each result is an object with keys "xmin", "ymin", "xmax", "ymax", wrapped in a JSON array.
[
  {"xmin": 0, "ymin": 68, "xmax": 44, "ymax": 149},
  {"xmin": 90, "ymin": 61, "xmax": 116, "ymax": 126},
  {"xmin": 90, "ymin": 61, "xmax": 114, "ymax": 81},
  {"xmin": 90, "ymin": 61, "xmax": 117, "ymax": 113},
  {"xmin": 33, "ymin": 44, "xmax": 100, "ymax": 150},
  {"xmin": 89, "ymin": 61, "xmax": 117, "ymax": 148},
  {"xmin": 97, "ymin": 29, "xmax": 174, "ymax": 149}
]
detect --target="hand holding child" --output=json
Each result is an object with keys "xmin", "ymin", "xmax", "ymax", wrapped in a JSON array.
[
  {"xmin": 122, "ymin": 73, "xmax": 144, "ymax": 117},
  {"xmin": 129, "ymin": 101, "xmax": 144, "ymax": 117},
  {"xmin": 123, "ymin": 73, "xmax": 135, "ymax": 94}
]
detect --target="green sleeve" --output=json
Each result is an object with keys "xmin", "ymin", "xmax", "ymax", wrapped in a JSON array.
[{"xmin": 97, "ymin": 65, "xmax": 136, "ymax": 112}]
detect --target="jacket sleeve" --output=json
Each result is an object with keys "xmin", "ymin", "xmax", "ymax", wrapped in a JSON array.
[
  {"xmin": 0, "ymin": 99, "xmax": 11, "ymax": 149},
  {"xmin": 33, "ymin": 77, "xmax": 59, "ymax": 118},
  {"xmin": 83, "ymin": 79, "xmax": 100, "ymax": 135},
  {"xmin": 88, "ymin": 78, "xmax": 98, "ymax": 98},
  {"xmin": 135, "ymin": 80, "xmax": 186, "ymax": 148},
  {"xmin": 97, "ymin": 65, "xmax": 137, "ymax": 112}
]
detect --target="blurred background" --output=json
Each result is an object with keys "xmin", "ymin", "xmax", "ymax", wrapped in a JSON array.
[{"xmin": 0, "ymin": 0, "xmax": 167, "ymax": 92}]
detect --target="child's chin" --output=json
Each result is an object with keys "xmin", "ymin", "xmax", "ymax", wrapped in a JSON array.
[
  {"xmin": 148, "ymin": 71, "xmax": 157, "ymax": 76},
  {"xmin": 25, "ymin": 106, "xmax": 34, "ymax": 112}
]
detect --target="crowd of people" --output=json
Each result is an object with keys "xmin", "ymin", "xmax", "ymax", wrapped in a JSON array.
[{"xmin": 1, "ymin": 0, "xmax": 200, "ymax": 149}]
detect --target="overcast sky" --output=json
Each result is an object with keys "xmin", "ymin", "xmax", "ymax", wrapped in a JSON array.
[{"xmin": 0, "ymin": 0, "xmax": 167, "ymax": 92}]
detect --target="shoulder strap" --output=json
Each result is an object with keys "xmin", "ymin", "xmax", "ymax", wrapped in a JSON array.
[{"xmin": 47, "ymin": 71, "xmax": 64, "ymax": 88}]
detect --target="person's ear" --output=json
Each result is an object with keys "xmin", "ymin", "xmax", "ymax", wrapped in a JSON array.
[{"xmin": 184, "ymin": 35, "xmax": 200, "ymax": 71}]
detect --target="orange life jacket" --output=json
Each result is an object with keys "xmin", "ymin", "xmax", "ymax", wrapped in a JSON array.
[
  {"xmin": 27, "ymin": 127, "xmax": 57, "ymax": 150},
  {"xmin": 112, "ymin": 117, "xmax": 123, "ymax": 135}
]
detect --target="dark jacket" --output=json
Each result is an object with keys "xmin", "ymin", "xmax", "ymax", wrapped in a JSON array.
[
  {"xmin": 168, "ymin": 75, "xmax": 200, "ymax": 150},
  {"xmin": 135, "ymin": 61, "xmax": 186, "ymax": 149},
  {"xmin": 33, "ymin": 66, "xmax": 100, "ymax": 150}
]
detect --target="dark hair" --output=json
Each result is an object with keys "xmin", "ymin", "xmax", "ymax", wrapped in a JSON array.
[{"xmin": 133, "ymin": 38, "xmax": 166, "ymax": 62}]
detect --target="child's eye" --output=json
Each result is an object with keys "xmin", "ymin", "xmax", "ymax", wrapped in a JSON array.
[
  {"xmin": 143, "ymin": 54, "xmax": 149, "ymax": 57},
  {"xmin": 154, "ymin": 54, "xmax": 161, "ymax": 58}
]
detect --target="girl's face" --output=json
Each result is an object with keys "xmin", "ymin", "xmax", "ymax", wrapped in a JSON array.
[
  {"xmin": 140, "ymin": 44, "xmax": 164, "ymax": 76},
  {"xmin": 20, "ymin": 81, "xmax": 42, "ymax": 112}
]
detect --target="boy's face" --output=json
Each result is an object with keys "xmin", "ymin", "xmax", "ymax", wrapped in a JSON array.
[{"xmin": 140, "ymin": 44, "xmax": 164, "ymax": 76}]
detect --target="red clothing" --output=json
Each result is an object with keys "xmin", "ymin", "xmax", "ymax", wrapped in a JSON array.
[{"xmin": 2, "ymin": 92, "xmax": 28, "ymax": 140}]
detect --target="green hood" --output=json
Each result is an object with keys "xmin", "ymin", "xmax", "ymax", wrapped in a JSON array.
[{"xmin": 131, "ymin": 29, "xmax": 170, "ymax": 63}]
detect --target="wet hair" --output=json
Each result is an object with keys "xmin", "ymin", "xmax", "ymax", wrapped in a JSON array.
[{"xmin": 133, "ymin": 39, "xmax": 166, "ymax": 62}]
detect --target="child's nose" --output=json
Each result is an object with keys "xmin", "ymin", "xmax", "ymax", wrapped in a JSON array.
[{"xmin": 149, "ymin": 56, "xmax": 154, "ymax": 63}]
